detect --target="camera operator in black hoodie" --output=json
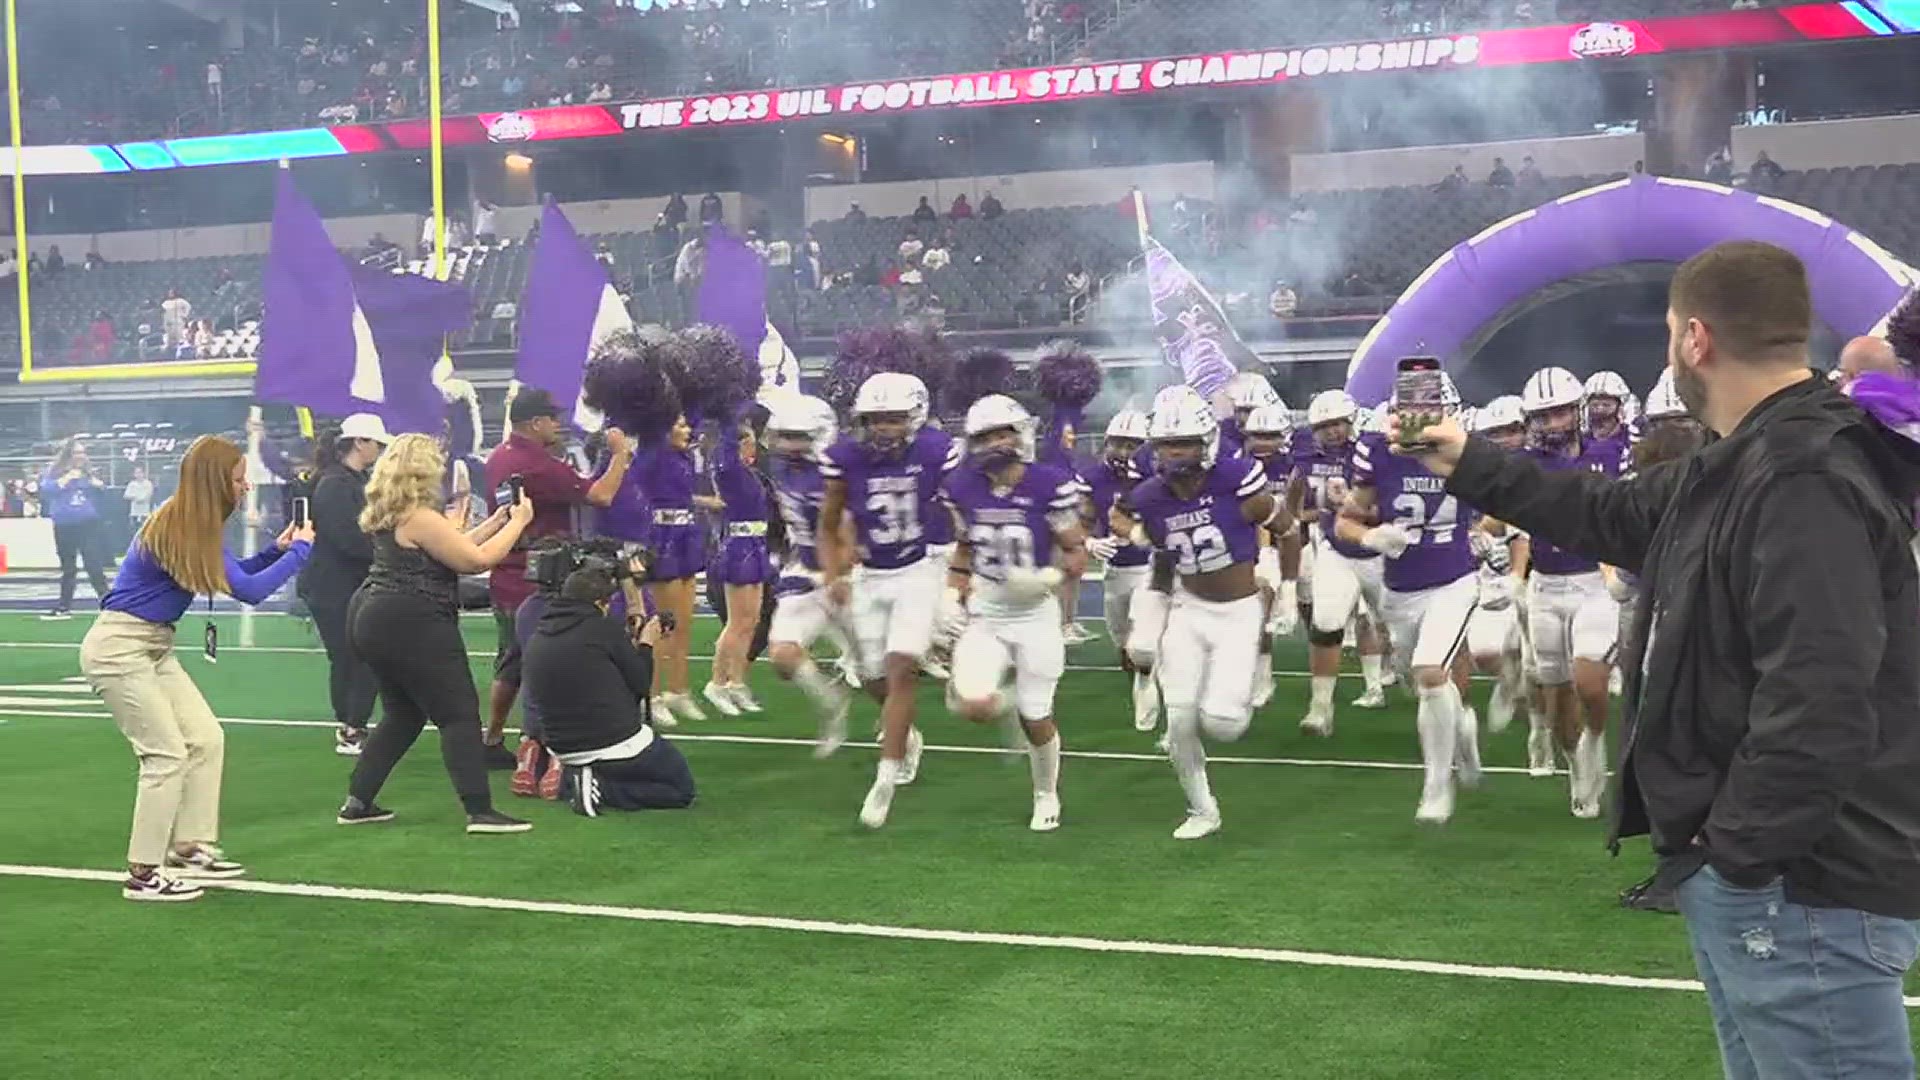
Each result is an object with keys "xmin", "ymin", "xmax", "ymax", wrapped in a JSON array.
[{"xmin": 525, "ymin": 564, "xmax": 696, "ymax": 816}]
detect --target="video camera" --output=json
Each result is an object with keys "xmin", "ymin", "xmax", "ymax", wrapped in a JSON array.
[{"xmin": 525, "ymin": 536, "xmax": 650, "ymax": 592}]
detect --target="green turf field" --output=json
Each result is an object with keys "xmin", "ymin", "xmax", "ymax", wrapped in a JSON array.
[{"xmin": 1, "ymin": 609, "xmax": 1912, "ymax": 1078}]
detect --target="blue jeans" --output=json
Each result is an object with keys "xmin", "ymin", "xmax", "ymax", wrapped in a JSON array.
[{"xmin": 1677, "ymin": 864, "xmax": 1918, "ymax": 1080}]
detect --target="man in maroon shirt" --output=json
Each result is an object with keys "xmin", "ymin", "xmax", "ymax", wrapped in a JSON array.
[{"xmin": 482, "ymin": 389, "xmax": 632, "ymax": 764}]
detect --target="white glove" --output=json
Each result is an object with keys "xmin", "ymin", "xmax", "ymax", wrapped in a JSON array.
[
  {"xmin": 1004, "ymin": 566, "xmax": 1064, "ymax": 603},
  {"xmin": 1085, "ymin": 535, "xmax": 1121, "ymax": 562},
  {"xmin": 1255, "ymin": 547, "xmax": 1282, "ymax": 592},
  {"xmin": 1512, "ymin": 578, "xmax": 1531, "ymax": 619},
  {"xmin": 1126, "ymin": 588, "xmax": 1169, "ymax": 670},
  {"xmin": 1478, "ymin": 574, "xmax": 1514, "ymax": 612},
  {"xmin": 1361, "ymin": 524, "xmax": 1414, "ymax": 558},
  {"xmin": 1266, "ymin": 579, "xmax": 1299, "ymax": 635}
]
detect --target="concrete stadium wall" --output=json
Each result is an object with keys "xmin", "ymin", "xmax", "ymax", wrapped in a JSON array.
[
  {"xmin": 803, "ymin": 161, "xmax": 1217, "ymax": 223},
  {"xmin": 1288, "ymin": 131, "xmax": 1649, "ymax": 193},
  {"xmin": 1730, "ymin": 114, "xmax": 1920, "ymax": 172}
]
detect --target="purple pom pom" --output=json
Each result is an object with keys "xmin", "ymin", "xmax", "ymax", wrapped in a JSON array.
[
  {"xmin": 824, "ymin": 326, "xmax": 895, "ymax": 418},
  {"xmin": 673, "ymin": 324, "xmax": 760, "ymax": 424},
  {"xmin": 581, "ymin": 327, "xmax": 685, "ymax": 441},
  {"xmin": 1034, "ymin": 339, "xmax": 1102, "ymax": 427},
  {"xmin": 1889, "ymin": 288, "xmax": 1920, "ymax": 370},
  {"xmin": 946, "ymin": 347, "xmax": 1016, "ymax": 415}
]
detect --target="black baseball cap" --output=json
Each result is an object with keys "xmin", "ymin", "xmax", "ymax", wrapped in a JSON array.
[{"xmin": 509, "ymin": 387, "xmax": 563, "ymax": 424}]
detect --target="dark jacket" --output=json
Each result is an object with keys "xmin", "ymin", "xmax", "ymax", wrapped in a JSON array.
[
  {"xmin": 1447, "ymin": 374, "xmax": 1920, "ymax": 918},
  {"xmin": 523, "ymin": 597, "xmax": 655, "ymax": 757},
  {"xmin": 298, "ymin": 462, "xmax": 374, "ymax": 600}
]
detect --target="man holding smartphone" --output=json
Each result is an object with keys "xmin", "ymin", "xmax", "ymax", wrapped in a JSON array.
[{"xmin": 482, "ymin": 389, "xmax": 633, "ymax": 767}]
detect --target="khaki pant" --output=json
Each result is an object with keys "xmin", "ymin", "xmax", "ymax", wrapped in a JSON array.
[{"xmin": 80, "ymin": 611, "xmax": 224, "ymax": 866}]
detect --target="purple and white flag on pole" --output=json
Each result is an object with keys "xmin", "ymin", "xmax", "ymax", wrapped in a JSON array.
[
  {"xmin": 697, "ymin": 224, "xmax": 799, "ymax": 397},
  {"xmin": 256, "ymin": 168, "xmax": 470, "ymax": 435},
  {"xmin": 1144, "ymin": 236, "xmax": 1259, "ymax": 401},
  {"xmin": 514, "ymin": 199, "xmax": 631, "ymax": 432}
]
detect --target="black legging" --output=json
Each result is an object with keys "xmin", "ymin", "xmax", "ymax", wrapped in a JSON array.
[
  {"xmin": 308, "ymin": 588, "xmax": 378, "ymax": 732},
  {"xmin": 345, "ymin": 588, "xmax": 493, "ymax": 813},
  {"xmin": 54, "ymin": 521, "xmax": 110, "ymax": 610}
]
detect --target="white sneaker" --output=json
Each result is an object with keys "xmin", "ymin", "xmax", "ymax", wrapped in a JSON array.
[
  {"xmin": 1525, "ymin": 728, "xmax": 1554, "ymax": 777},
  {"xmin": 1154, "ymin": 732, "xmax": 1170, "ymax": 755},
  {"xmin": 838, "ymin": 658, "xmax": 863, "ymax": 689},
  {"xmin": 701, "ymin": 682, "xmax": 743, "ymax": 718},
  {"xmin": 727, "ymin": 684, "xmax": 764, "ymax": 714},
  {"xmin": 1415, "ymin": 780, "xmax": 1455, "ymax": 825},
  {"xmin": 1172, "ymin": 811, "xmax": 1221, "ymax": 840},
  {"xmin": 666, "ymin": 692, "xmax": 708, "ymax": 724},
  {"xmin": 814, "ymin": 685, "xmax": 850, "ymax": 760},
  {"xmin": 1608, "ymin": 667, "xmax": 1623, "ymax": 697},
  {"xmin": 1251, "ymin": 664, "xmax": 1275, "ymax": 709},
  {"xmin": 649, "ymin": 696, "xmax": 678, "ymax": 730},
  {"xmin": 163, "ymin": 844, "xmax": 246, "ymax": 880},
  {"xmin": 1062, "ymin": 622, "xmax": 1094, "ymax": 645},
  {"xmin": 1299, "ymin": 708, "xmax": 1333, "ymax": 738},
  {"xmin": 123, "ymin": 870, "xmax": 204, "ymax": 902},
  {"xmin": 1488, "ymin": 681, "xmax": 1515, "ymax": 734},
  {"xmin": 919, "ymin": 655, "xmax": 951, "ymax": 680},
  {"xmin": 1352, "ymin": 687, "xmax": 1387, "ymax": 709},
  {"xmin": 1029, "ymin": 793, "xmax": 1062, "ymax": 832},
  {"xmin": 1453, "ymin": 707, "xmax": 1482, "ymax": 790},
  {"xmin": 896, "ymin": 726, "xmax": 925, "ymax": 786},
  {"xmin": 859, "ymin": 780, "xmax": 895, "ymax": 829}
]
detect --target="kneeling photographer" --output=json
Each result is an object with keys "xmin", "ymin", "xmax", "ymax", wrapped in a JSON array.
[{"xmin": 524, "ymin": 560, "xmax": 696, "ymax": 817}]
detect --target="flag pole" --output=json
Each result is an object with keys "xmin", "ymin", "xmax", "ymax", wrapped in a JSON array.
[{"xmin": 241, "ymin": 405, "xmax": 263, "ymax": 647}]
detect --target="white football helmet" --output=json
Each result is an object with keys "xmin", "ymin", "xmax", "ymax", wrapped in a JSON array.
[
  {"xmin": 1241, "ymin": 402, "xmax": 1293, "ymax": 439},
  {"xmin": 1642, "ymin": 369, "xmax": 1688, "ymax": 421},
  {"xmin": 1474, "ymin": 394, "xmax": 1526, "ymax": 432},
  {"xmin": 1521, "ymin": 366, "xmax": 1585, "ymax": 414},
  {"xmin": 1148, "ymin": 384, "xmax": 1220, "ymax": 470},
  {"xmin": 1105, "ymin": 408, "xmax": 1150, "ymax": 442},
  {"xmin": 1307, "ymin": 389, "xmax": 1357, "ymax": 428},
  {"xmin": 765, "ymin": 394, "xmax": 837, "ymax": 453},
  {"xmin": 963, "ymin": 394, "xmax": 1037, "ymax": 463},
  {"xmin": 1584, "ymin": 369, "xmax": 1639, "ymax": 427},
  {"xmin": 1226, "ymin": 371, "xmax": 1282, "ymax": 413},
  {"xmin": 853, "ymin": 372, "xmax": 929, "ymax": 446}
]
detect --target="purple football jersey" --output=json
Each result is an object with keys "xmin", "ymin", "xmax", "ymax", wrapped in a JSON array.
[
  {"xmin": 1130, "ymin": 455, "xmax": 1266, "ymax": 578},
  {"xmin": 1291, "ymin": 434, "xmax": 1377, "ymax": 561},
  {"xmin": 1351, "ymin": 432, "xmax": 1477, "ymax": 592},
  {"xmin": 771, "ymin": 456, "xmax": 826, "ymax": 571},
  {"xmin": 820, "ymin": 425, "xmax": 960, "ymax": 570},
  {"xmin": 1521, "ymin": 439, "xmax": 1621, "ymax": 576},
  {"xmin": 1084, "ymin": 457, "xmax": 1151, "ymax": 568},
  {"xmin": 941, "ymin": 461, "xmax": 1082, "ymax": 585}
]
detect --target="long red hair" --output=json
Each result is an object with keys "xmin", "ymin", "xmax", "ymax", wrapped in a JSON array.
[{"xmin": 137, "ymin": 436, "xmax": 242, "ymax": 595}]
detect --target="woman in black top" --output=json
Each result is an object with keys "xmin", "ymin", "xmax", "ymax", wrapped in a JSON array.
[
  {"xmin": 298, "ymin": 414, "xmax": 391, "ymax": 757},
  {"xmin": 335, "ymin": 434, "xmax": 535, "ymax": 834}
]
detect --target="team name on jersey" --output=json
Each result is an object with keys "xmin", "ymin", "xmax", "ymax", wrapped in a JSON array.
[
  {"xmin": 1164, "ymin": 504, "xmax": 1218, "ymax": 532},
  {"xmin": 867, "ymin": 474, "xmax": 920, "ymax": 495},
  {"xmin": 975, "ymin": 506, "xmax": 1031, "ymax": 526},
  {"xmin": 1402, "ymin": 475, "xmax": 1446, "ymax": 494}
]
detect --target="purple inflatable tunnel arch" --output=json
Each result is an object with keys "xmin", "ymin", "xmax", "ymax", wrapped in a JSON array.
[{"xmin": 1344, "ymin": 175, "xmax": 1917, "ymax": 405}]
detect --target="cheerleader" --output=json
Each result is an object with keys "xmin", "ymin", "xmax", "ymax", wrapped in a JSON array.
[{"xmin": 702, "ymin": 405, "xmax": 773, "ymax": 715}]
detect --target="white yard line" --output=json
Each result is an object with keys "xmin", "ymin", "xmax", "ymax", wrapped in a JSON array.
[
  {"xmin": 0, "ymin": 706, "xmax": 1553, "ymax": 775},
  {"xmin": 22, "ymin": 862, "xmax": 1891, "ymax": 1005}
]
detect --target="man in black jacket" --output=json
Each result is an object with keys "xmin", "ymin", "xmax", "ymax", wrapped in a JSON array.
[
  {"xmin": 1403, "ymin": 242, "xmax": 1920, "ymax": 1079},
  {"xmin": 298, "ymin": 413, "xmax": 389, "ymax": 756},
  {"xmin": 523, "ymin": 568, "xmax": 695, "ymax": 817}
]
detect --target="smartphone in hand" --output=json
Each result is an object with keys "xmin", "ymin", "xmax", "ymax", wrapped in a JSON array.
[
  {"xmin": 508, "ymin": 473, "xmax": 525, "ymax": 506},
  {"xmin": 1394, "ymin": 356, "xmax": 1446, "ymax": 450},
  {"xmin": 292, "ymin": 496, "xmax": 310, "ymax": 528}
]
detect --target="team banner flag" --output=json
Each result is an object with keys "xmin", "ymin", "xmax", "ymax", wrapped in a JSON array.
[
  {"xmin": 513, "ymin": 199, "xmax": 632, "ymax": 431},
  {"xmin": 1144, "ymin": 237, "xmax": 1260, "ymax": 399}
]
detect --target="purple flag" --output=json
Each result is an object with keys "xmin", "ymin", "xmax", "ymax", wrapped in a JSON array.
[
  {"xmin": 697, "ymin": 223, "xmax": 768, "ymax": 357},
  {"xmin": 256, "ymin": 169, "xmax": 470, "ymax": 434},
  {"xmin": 514, "ymin": 200, "xmax": 631, "ymax": 429},
  {"xmin": 1144, "ymin": 237, "xmax": 1259, "ymax": 400}
]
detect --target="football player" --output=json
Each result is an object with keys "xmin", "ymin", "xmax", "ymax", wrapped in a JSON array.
[
  {"xmin": 1082, "ymin": 408, "xmax": 1160, "ymax": 733},
  {"xmin": 942, "ymin": 395, "xmax": 1088, "ymax": 833},
  {"xmin": 1463, "ymin": 396, "xmax": 1531, "ymax": 737},
  {"xmin": 1240, "ymin": 402, "xmax": 1301, "ymax": 709}
]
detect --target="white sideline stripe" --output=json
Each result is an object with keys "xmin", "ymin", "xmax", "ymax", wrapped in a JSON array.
[
  {"xmin": 0, "ymin": 706, "xmax": 1561, "ymax": 776},
  {"xmin": 0, "ymin": 695, "xmax": 98, "ymax": 708},
  {"xmin": 6, "ymin": 683, "xmax": 92, "ymax": 693},
  {"xmin": 1, "ymin": 862, "xmax": 1843, "ymax": 1003}
]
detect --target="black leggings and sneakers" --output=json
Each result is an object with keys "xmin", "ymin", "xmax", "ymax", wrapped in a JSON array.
[{"xmin": 338, "ymin": 531, "xmax": 528, "ymax": 833}]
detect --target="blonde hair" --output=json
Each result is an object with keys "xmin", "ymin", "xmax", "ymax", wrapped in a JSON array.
[
  {"xmin": 360, "ymin": 433, "xmax": 448, "ymax": 533},
  {"xmin": 138, "ymin": 436, "xmax": 242, "ymax": 595}
]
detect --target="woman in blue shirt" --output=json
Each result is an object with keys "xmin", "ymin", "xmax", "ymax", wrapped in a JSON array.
[
  {"xmin": 40, "ymin": 437, "xmax": 113, "ymax": 620},
  {"xmin": 80, "ymin": 436, "xmax": 313, "ymax": 903}
]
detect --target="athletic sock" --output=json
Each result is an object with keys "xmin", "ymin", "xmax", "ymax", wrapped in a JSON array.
[
  {"xmin": 1360, "ymin": 654, "xmax": 1385, "ymax": 692},
  {"xmin": 792, "ymin": 660, "xmax": 840, "ymax": 707},
  {"xmin": 1028, "ymin": 732, "xmax": 1061, "ymax": 798},
  {"xmin": 1165, "ymin": 713, "xmax": 1217, "ymax": 817},
  {"xmin": 1415, "ymin": 684, "xmax": 1459, "ymax": 792},
  {"xmin": 1310, "ymin": 675, "xmax": 1336, "ymax": 713}
]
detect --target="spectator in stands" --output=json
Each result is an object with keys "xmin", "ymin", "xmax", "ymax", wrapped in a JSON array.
[
  {"xmin": 1487, "ymin": 157, "xmax": 1514, "ymax": 188},
  {"xmin": 473, "ymin": 201, "xmax": 498, "ymax": 246},
  {"xmin": 1705, "ymin": 148, "xmax": 1734, "ymax": 183},
  {"xmin": 855, "ymin": 256, "xmax": 881, "ymax": 288},
  {"xmin": 1438, "ymin": 165, "xmax": 1468, "ymax": 193},
  {"xmin": 43, "ymin": 245, "xmax": 65, "ymax": 273},
  {"xmin": 665, "ymin": 192, "xmax": 688, "ymax": 229},
  {"xmin": 1748, "ymin": 150, "xmax": 1785, "ymax": 186},
  {"xmin": 898, "ymin": 228, "xmax": 925, "ymax": 264},
  {"xmin": 189, "ymin": 319, "xmax": 215, "ymax": 358},
  {"xmin": 980, "ymin": 192, "xmax": 1005, "ymax": 220},
  {"xmin": 84, "ymin": 251, "xmax": 106, "ymax": 271},
  {"xmin": 700, "ymin": 191, "xmax": 724, "ymax": 226},
  {"xmin": 160, "ymin": 289, "xmax": 193, "ymax": 351},
  {"xmin": 0, "ymin": 251, "xmax": 15, "ymax": 282},
  {"xmin": 950, "ymin": 193, "xmax": 973, "ymax": 220},
  {"xmin": 1269, "ymin": 280, "xmax": 1298, "ymax": 319},
  {"xmin": 650, "ymin": 213, "xmax": 678, "ymax": 259},
  {"xmin": 844, "ymin": 203, "xmax": 867, "ymax": 222},
  {"xmin": 922, "ymin": 234, "xmax": 952, "ymax": 273},
  {"xmin": 1633, "ymin": 159, "xmax": 1646, "ymax": 174},
  {"xmin": 1063, "ymin": 261, "xmax": 1091, "ymax": 324},
  {"xmin": 745, "ymin": 228, "xmax": 769, "ymax": 259},
  {"xmin": 26, "ymin": 251, "xmax": 43, "ymax": 275},
  {"xmin": 801, "ymin": 228, "xmax": 823, "ymax": 290},
  {"xmin": 83, "ymin": 313, "xmax": 115, "ymax": 362},
  {"xmin": 206, "ymin": 60, "xmax": 222, "ymax": 107},
  {"xmin": 1517, "ymin": 155, "xmax": 1544, "ymax": 188},
  {"xmin": 913, "ymin": 196, "xmax": 938, "ymax": 225}
]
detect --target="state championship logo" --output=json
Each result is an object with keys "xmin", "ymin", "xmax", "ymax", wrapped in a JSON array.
[
  {"xmin": 487, "ymin": 112, "xmax": 536, "ymax": 142},
  {"xmin": 1568, "ymin": 22, "xmax": 1638, "ymax": 59}
]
